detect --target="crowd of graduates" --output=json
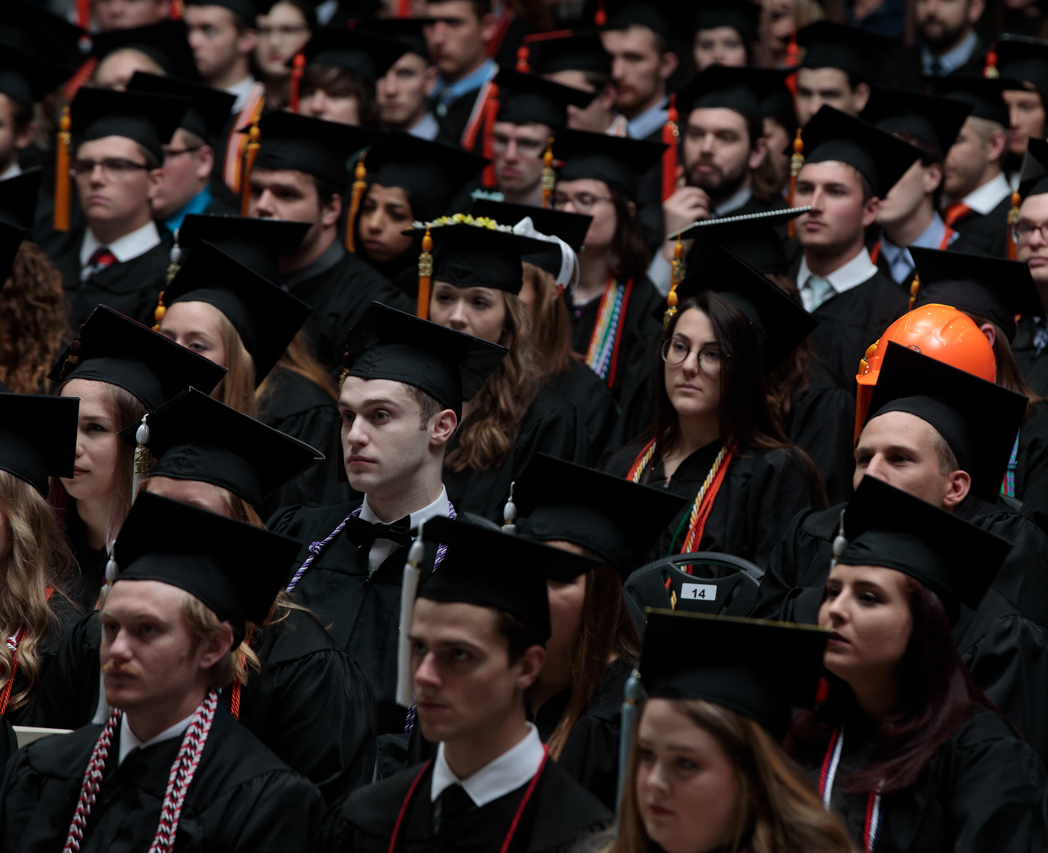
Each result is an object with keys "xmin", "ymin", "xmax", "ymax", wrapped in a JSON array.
[{"xmin": 6, "ymin": 0, "xmax": 1048, "ymax": 850}]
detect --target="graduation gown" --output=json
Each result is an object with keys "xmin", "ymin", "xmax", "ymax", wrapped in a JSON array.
[
  {"xmin": 435, "ymin": 87, "xmax": 484, "ymax": 154},
  {"xmin": 819, "ymin": 705, "xmax": 1045, "ymax": 853},
  {"xmin": 945, "ymin": 194, "xmax": 1011, "ymax": 260},
  {"xmin": 0, "ymin": 709, "xmax": 324, "ymax": 853},
  {"xmin": 1012, "ymin": 314, "xmax": 1048, "ymax": 397},
  {"xmin": 603, "ymin": 438, "xmax": 824, "ymax": 569},
  {"xmin": 875, "ymin": 37, "xmax": 987, "ymax": 90},
  {"xmin": 62, "ymin": 502, "xmax": 107, "ymax": 611},
  {"xmin": 1013, "ymin": 401, "xmax": 1048, "ymax": 507},
  {"xmin": 544, "ymin": 361, "xmax": 619, "ymax": 464},
  {"xmin": 443, "ymin": 387, "xmax": 590, "ymax": 523},
  {"xmin": 752, "ymin": 495, "xmax": 1048, "ymax": 765},
  {"xmin": 784, "ymin": 379, "xmax": 857, "ymax": 506},
  {"xmin": 0, "ymin": 715, "xmax": 14, "ymax": 773},
  {"xmin": 531, "ymin": 657, "xmax": 633, "ymax": 813},
  {"xmin": 320, "ymin": 757, "xmax": 612, "ymax": 853}
]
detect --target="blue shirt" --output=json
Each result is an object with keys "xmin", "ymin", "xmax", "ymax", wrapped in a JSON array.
[
  {"xmin": 879, "ymin": 212, "xmax": 953, "ymax": 285},
  {"xmin": 432, "ymin": 58, "xmax": 498, "ymax": 116},
  {"xmin": 627, "ymin": 96, "xmax": 668, "ymax": 141},
  {"xmin": 922, "ymin": 30, "xmax": 978, "ymax": 76},
  {"xmin": 163, "ymin": 186, "xmax": 213, "ymax": 234}
]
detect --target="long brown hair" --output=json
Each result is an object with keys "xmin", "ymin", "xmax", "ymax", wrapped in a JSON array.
[
  {"xmin": 257, "ymin": 331, "xmax": 338, "ymax": 408},
  {"xmin": 609, "ymin": 699, "xmax": 856, "ymax": 853},
  {"xmin": 0, "ymin": 471, "xmax": 78, "ymax": 710},
  {"xmin": 211, "ymin": 310, "xmax": 257, "ymax": 417},
  {"xmin": 522, "ymin": 261, "xmax": 576, "ymax": 379},
  {"xmin": 963, "ymin": 312, "xmax": 1042, "ymax": 419},
  {"xmin": 606, "ymin": 189, "xmax": 650, "ymax": 285},
  {"xmin": 446, "ymin": 293, "xmax": 540, "ymax": 472}
]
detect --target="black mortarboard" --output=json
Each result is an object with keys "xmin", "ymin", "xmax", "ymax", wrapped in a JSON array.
[
  {"xmin": 553, "ymin": 129, "xmax": 666, "ymax": 202},
  {"xmin": 801, "ymin": 106, "xmax": 922, "ymax": 199},
  {"xmin": 298, "ymin": 27, "xmax": 408, "ymax": 84},
  {"xmin": 865, "ymin": 342, "xmax": 1027, "ymax": 502},
  {"xmin": 420, "ymin": 516, "xmax": 599, "ymax": 643},
  {"xmin": 603, "ymin": 0, "xmax": 672, "ymax": 43},
  {"xmin": 693, "ymin": 0, "xmax": 760, "ymax": 43},
  {"xmin": 672, "ymin": 247, "xmax": 818, "ymax": 369},
  {"xmin": 342, "ymin": 302, "xmax": 506, "ymax": 416},
  {"xmin": 164, "ymin": 241, "xmax": 312, "ymax": 383},
  {"xmin": 49, "ymin": 305, "xmax": 227, "ymax": 412},
  {"xmin": 183, "ymin": 0, "xmax": 260, "ymax": 23},
  {"xmin": 640, "ymin": 611, "xmax": 829, "ymax": 738},
  {"xmin": 676, "ymin": 64, "xmax": 791, "ymax": 122},
  {"xmin": 251, "ymin": 111, "xmax": 383, "ymax": 190},
  {"xmin": 796, "ymin": 20, "xmax": 896, "ymax": 81},
  {"xmin": 839, "ymin": 476, "xmax": 1010, "ymax": 621},
  {"xmin": 176, "ymin": 213, "xmax": 310, "ymax": 281},
  {"xmin": 531, "ymin": 30, "xmax": 610, "ymax": 77},
  {"xmin": 0, "ymin": 167, "xmax": 40, "ymax": 283},
  {"xmin": 119, "ymin": 388, "xmax": 322, "ymax": 508},
  {"xmin": 0, "ymin": 44, "xmax": 72, "ymax": 109},
  {"xmin": 998, "ymin": 34, "xmax": 1048, "ymax": 95},
  {"xmin": 113, "ymin": 492, "xmax": 301, "ymax": 642},
  {"xmin": 0, "ymin": 394, "xmax": 78, "ymax": 496},
  {"xmin": 425, "ymin": 220, "xmax": 551, "ymax": 294},
  {"xmin": 0, "ymin": 3, "xmax": 84, "ymax": 66},
  {"xmin": 127, "ymin": 72, "xmax": 236, "ymax": 141},
  {"xmin": 494, "ymin": 66, "xmax": 595, "ymax": 128},
  {"xmin": 90, "ymin": 20, "xmax": 202, "ymax": 83},
  {"xmin": 909, "ymin": 247, "xmax": 1041, "ymax": 342},
  {"xmin": 1019, "ymin": 137, "xmax": 1048, "ymax": 197},
  {"xmin": 69, "ymin": 87, "xmax": 189, "ymax": 163},
  {"xmin": 862, "ymin": 86, "xmax": 972, "ymax": 155},
  {"xmin": 470, "ymin": 199, "xmax": 592, "ymax": 251},
  {"xmin": 514, "ymin": 453, "xmax": 686, "ymax": 578},
  {"xmin": 761, "ymin": 77, "xmax": 797, "ymax": 129},
  {"xmin": 674, "ymin": 207, "xmax": 807, "ymax": 276},
  {"xmin": 931, "ymin": 75, "xmax": 1011, "ymax": 128},
  {"xmin": 358, "ymin": 18, "xmax": 434, "ymax": 60}
]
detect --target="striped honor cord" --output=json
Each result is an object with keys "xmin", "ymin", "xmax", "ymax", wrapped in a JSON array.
[{"xmin": 819, "ymin": 726, "xmax": 883, "ymax": 853}]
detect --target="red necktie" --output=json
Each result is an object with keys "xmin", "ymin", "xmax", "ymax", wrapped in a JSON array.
[
  {"xmin": 943, "ymin": 203, "xmax": 971, "ymax": 228},
  {"xmin": 81, "ymin": 246, "xmax": 116, "ymax": 281}
]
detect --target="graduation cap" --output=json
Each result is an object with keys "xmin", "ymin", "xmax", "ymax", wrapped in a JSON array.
[
  {"xmin": 342, "ymin": 301, "xmax": 506, "ymax": 416},
  {"xmin": 675, "ymin": 65, "xmax": 792, "ymax": 122},
  {"xmin": 419, "ymin": 515, "xmax": 600, "ymax": 644},
  {"xmin": 183, "ymin": 0, "xmax": 260, "ymax": 23},
  {"xmin": 862, "ymin": 87, "xmax": 973, "ymax": 156},
  {"xmin": 1018, "ymin": 137, "xmax": 1048, "ymax": 198},
  {"xmin": 672, "ymin": 207, "xmax": 808, "ymax": 276},
  {"xmin": 838, "ymin": 475, "xmax": 1011, "ymax": 621},
  {"xmin": 127, "ymin": 72, "xmax": 236, "ymax": 141},
  {"xmin": 494, "ymin": 66, "xmax": 596, "ymax": 128},
  {"xmin": 513, "ymin": 453, "xmax": 687, "ymax": 578},
  {"xmin": 692, "ymin": 0, "xmax": 760, "ymax": 44},
  {"xmin": 931, "ymin": 75, "xmax": 1011, "ymax": 128},
  {"xmin": 175, "ymin": 214, "xmax": 310, "ymax": 282},
  {"xmin": 69, "ymin": 86, "xmax": 190, "ymax": 163},
  {"xmin": 119, "ymin": 388, "xmax": 323, "ymax": 508},
  {"xmin": 640, "ymin": 611, "xmax": 829, "ymax": 738},
  {"xmin": 864, "ymin": 342, "xmax": 1028, "ymax": 503},
  {"xmin": 90, "ymin": 20, "xmax": 202, "ymax": 83},
  {"xmin": 297, "ymin": 27, "xmax": 408, "ymax": 84},
  {"xmin": 800, "ymin": 106, "xmax": 922, "ymax": 199},
  {"xmin": 49, "ymin": 305, "xmax": 227, "ymax": 413},
  {"xmin": 0, "ymin": 394, "xmax": 78, "ymax": 496},
  {"xmin": 761, "ymin": 78, "xmax": 797, "ymax": 130},
  {"xmin": 0, "ymin": 43, "xmax": 73, "ymax": 110},
  {"xmin": 796, "ymin": 20, "xmax": 896, "ymax": 82},
  {"xmin": 112, "ymin": 492, "xmax": 301, "ymax": 642},
  {"xmin": 0, "ymin": 2, "xmax": 84, "ymax": 66},
  {"xmin": 422, "ymin": 219, "xmax": 551, "ymax": 294},
  {"xmin": 358, "ymin": 18, "xmax": 434, "ymax": 61},
  {"xmin": 997, "ymin": 34, "xmax": 1048, "ymax": 96},
  {"xmin": 602, "ymin": 0, "xmax": 673, "ymax": 44},
  {"xmin": 0, "ymin": 167, "xmax": 40, "ymax": 284},
  {"xmin": 553, "ymin": 129, "xmax": 666, "ymax": 202},
  {"xmin": 670, "ymin": 247, "xmax": 818, "ymax": 369},
  {"xmin": 909, "ymin": 246, "xmax": 1041, "ymax": 342},
  {"xmin": 164, "ymin": 241, "xmax": 312, "ymax": 384},
  {"xmin": 530, "ymin": 30, "xmax": 610, "ymax": 77}
]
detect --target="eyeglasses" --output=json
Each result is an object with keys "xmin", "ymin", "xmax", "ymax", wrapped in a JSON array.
[
  {"xmin": 257, "ymin": 24, "xmax": 310, "ymax": 39},
  {"xmin": 661, "ymin": 337, "xmax": 727, "ymax": 375},
  {"xmin": 551, "ymin": 192, "xmax": 615, "ymax": 213},
  {"xmin": 71, "ymin": 158, "xmax": 152, "ymax": 179},
  {"xmin": 162, "ymin": 145, "xmax": 203, "ymax": 161},
  {"xmin": 1011, "ymin": 220, "xmax": 1048, "ymax": 245}
]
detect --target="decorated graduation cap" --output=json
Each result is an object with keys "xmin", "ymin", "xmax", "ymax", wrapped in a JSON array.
[
  {"xmin": 90, "ymin": 20, "xmax": 202, "ymax": 82},
  {"xmin": 175, "ymin": 213, "xmax": 310, "ymax": 282},
  {"xmin": 553, "ymin": 129, "xmax": 666, "ymax": 202},
  {"xmin": 837, "ymin": 476, "xmax": 1010, "ymax": 622},
  {"xmin": 909, "ymin": 246, "xmax": 1041, "ymax": 342},
  {"xmin": 111, "ymin": 492, "xmax": 301, "ymax": 642},
  {"xmin": 119, "ymin": 388, "xmax": 323, "ymax": 508},
  {"xmin": 796, "ymin": 20, "xmax": 896, "ymax": 81},
  {"xmin": 296, "ymin": 27, "xmax": 408, "ymax": 84},
  {"xmin": 530, "ymin": 30, "xmax": 610, "ymax": 76},
  {"xmin": 127, "ymin": 72, "xmax": 236, "ymax": 141},
  {"xmin": 931, "ymin": 75, "xmax": 1011, "ymax": 128},
  {"xmin": 864, "ymin": 342, "xmax": 1027, "ymax": 503},
  {"xmin": 640, "ymin": 611, "xmax": 829, "ymax": 738},
  {"xmin": 494, "ymin": 66, "xmax": 596, "ymax": 128},
  {"xmin": 997, "ymin": 34, "xmax": 1048, "ymax": 96},
  {"xmin": 862, "ymin": 86, "xmax": 972, "ymax": 155},
  {"xmin": 358, "ymin": 18, "xmax": 434, "ymax": 61},
  {"xmin": 0, "ymin": 167, "xmax": 41, "ymax": 282},
  {"xmin": 49, "ymin": 305, "xmax": 227, "ymax": 412},
  {"xmin": 0, "ymin": 394, "xmax": 78, "ymax": 496},
  {"xmin": 672, "ymin": 207, "xmax": 808, "ymax": 276},
  {"xmin": 675, "ymin": 64, "xmax": 792, "ymax": 121},
  {"xmin": 513, "ymin": 453, "xmax": 687, "ymax": 578},
  {"xmin": 341, "ymin": 301, "xmax": 506, "ymax": 417},
  {"xmin": 0, "ymin": 43, "xmax": 72, "ymax": 110},
  {"xmin": 183, "ymin": 0, "xmax": 260, "ymax": 22},
  {"xmin": 1018, "ymin": 137, "xmax": 1048, "ymax": 197},
  {"xmin": 68, "ymin": 86, "xmax": 189, "ymax": 163}
]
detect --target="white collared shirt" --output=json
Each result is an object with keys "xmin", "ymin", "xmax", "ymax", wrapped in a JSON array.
[
  {"xmin": 431, "ymin": 723, "xmax": 544, "ymax": 807},
  {"xmin": 959, "ymin": 172, "xmax": 1012, "ymax": 216},
  {"xmin": 118, "ymin": 712, "xmax": 194, "ymax": 766},
  {"xmin": 408, "ymin": 111, "xmax": 440, "ymax": 141},
  {"xmin": 225, "ymin": 75, "xmax": 258, "ymax": 114},
  {"xmin": 712, "ymin": 185, "xmax": 752, "ymax": 217},
  {"xmin": 0, "ymin": 161, "xmax": 22, "ymax": 181},
  {"xmin": 359, "ymin": 486, "xmax": 450, "ymax": 574},
  {"xmin": 80, "ymin": 220, "xmax": 162, "ymax": 268},
  {"xmin": 796, "ymin": 248, "xmax": 878, "ymax": 313}
]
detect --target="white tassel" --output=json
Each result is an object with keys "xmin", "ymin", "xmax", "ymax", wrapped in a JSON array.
[
  {"xmin": 91, "ymin": 614, "xmax": 113, "ymax": 724},
  {"xmin": 395, "ymin": 533, "xmax": 426, "ymax": 708},
  {"xmin": 501, "ymin": 481, "xmax": 518, "ymax": 535},
  {"xmin": 132, "ymin": 415, "xmax": 151, "ymax": 498}
]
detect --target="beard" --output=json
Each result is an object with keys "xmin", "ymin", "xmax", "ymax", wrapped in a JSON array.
[
  {"xmin": 688, "ymin": 158, "xmax": 749, "ymax": 203},
  {"xmin": 920, "ymin": 17, "xmax": 968, "ymax": 53}
]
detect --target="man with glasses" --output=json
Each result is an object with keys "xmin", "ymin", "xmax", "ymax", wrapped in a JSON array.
[
  {"xmin": 1012, "ymin": 140, "xmax": 1048, "ymax": 395},
  {"xmin": 38, "ymin": 87, "xmax": 188, "ymax": 330}
]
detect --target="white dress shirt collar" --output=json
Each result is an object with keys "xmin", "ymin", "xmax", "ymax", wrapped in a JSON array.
[
  {"xmin": 960, "ymin": 172, "xmax": 1011, "ymax": 216},
  {"xmin": 0, "ymin": 161, "xmax": 22, "ymax": 181},
  {"xmin": 118, "ymin": 712, "xmax": 194, "ymax": 766},
  {"xmin": 408, "ymin": 111, "xmax": 440, "ymax": 141},
  {"xmin": 796, "ymin": 248, "xmax": 878, "ymax": 312},
  {"xmin": 359, "ymin": 486, "xmax": 450, "ymax": 574},
  {"xmin": 80, "ymin": 220, "xmax": 162, "ymax": 267},
  {"xmin": 225, "ymin": 75, "xmax": 258, "ymax": 114},
  {"xmin": 431, "ymin": 723, "xmax": 544, "ymax": 807}
]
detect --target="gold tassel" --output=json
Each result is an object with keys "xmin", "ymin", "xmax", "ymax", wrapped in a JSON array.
[
  {"xmin": 1008, "ymin": 190, "xmax": 1021, "ymax": 260},
  {"xmin": 907, "ymin": 273, "xmax": 921, "ymax": 311},
  {"xmin": 54, "ymin": 106, "xmax": 72, "ymax": 232},
  {"xmin": 541, "ymin": 137, "xmax": 555, "ymax": 209},
  {"xmin": 662, "ymin": 234, "xmax": 686, "ymax": 330},
  {"xmin": 240, "ymin": 120, "xmax": 261, "ymax": 216},
  {"xmin": 417, "ymin": 227, "xmax": 433, "ymax": 319},
  {"xmin": 787, "ymin": 128, "xmax": 804, "ymax": 239},
  {"xmin": 345, "ymin": 153, "xmax": 368, "ymax": 252}
]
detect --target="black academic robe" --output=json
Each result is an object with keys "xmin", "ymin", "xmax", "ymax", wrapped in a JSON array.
[
  {"xmin": 532, "ymin": 657, "xmax": 633, "ymax": 813},
  {"xmin": 753, "ymin": 495, "xmax": 1048, "ymax": 765},
  {"xmin": 946, "ymin": 193, "xmax": 1011, "ymax": 260},
  {"xmin": 544, "ymin": 361, "xmax": 619, "ymax": 463},
  {"xmin": 0, "ymin": 716, "xmax": 14, "ymax": 774},
  {"xmin": 1013, "ymin": 401, "xmax": 1048, "ymax": 508},
  {"xmin": 62, "ymin": 503, "xmax": 106, "ymax": 612},
  {"xmin": 436, "ymin": 87, "xmax": 484, "ymax": 154},
  {"xmin": 0, "ymin": 709, "xmax": 324, "ymax": 853},
  {"xmin": 1012, "ymin": 314, "xmax": 1048, "ymax": 397},
  {"xmin": 818, "ymin": 705, "xmax": 1045, "ymax": 853},
  {"xmin": 875, "ymin": 37, "xmax": 987, "ymax": 90},
  {"xmin": 443, "ymin": 386, "xmax": 590, "ymax": 523},
  {"xmin": 784, "ymin": 379, "xmax": 857, "ymax": 506},
  {"xmin": 603, "ymin": 438, "xmax": 824, "ymax": 569},
  {"xmin": 320, "ymin": 757, "xmax": 613, "ymax": 853}
]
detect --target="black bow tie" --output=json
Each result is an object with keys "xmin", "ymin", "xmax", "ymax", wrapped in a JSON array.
[{"xmin": 343, "ymin": 515, "xmax": 413, "ymax": 550}]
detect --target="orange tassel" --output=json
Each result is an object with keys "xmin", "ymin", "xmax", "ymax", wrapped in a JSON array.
[
  {"xmin": 785, "ymin": 28, "xmax": 799, "ymax": 67},
  {"xmin": 397, "ymin": 0, "xmax": 410, "ymax": 16},
  {"xmin": 345, "ymin": 153, "xmax": 367, "ymax": 252},
  {"xmin": 787, "ymin": 128, "xmax": 804, "ymax": 239},
  {"xmin": 907, "ymin": 273, "xmax": 921, "ymax": 311},
  {"xmin": 662, "ymin": 93, "xmax": 679, "ymax": 202},
  {"xmin": 417, "ymin": 227, "xmax": 433, "ymax": 319},
  {"xmin": 594, "ymin": 0, "xmax": 606, "ymax": 26},
  {"xmin": 1008, "ymin": 190, "xmax": 1021, "ymax": 260},
  {"xmin": 517, "ymin": 45, "xmax": 530, "ymax": 73},
  {"xmin": 289, "ymin": 53, "xmax": 306, "ymax": 113},
  {"xmin": 54, "ymin": 107, "xmax": 72, "ymax": 233},
  {"xmin": 481, "ymin": 85, "xmax": 500, "ymax": 189},
  {"xmin": 541, "ymin": 138, "xmax": 555, "ymax": 208},
  {"xmin": 170, "ymin": 0, "xmax": 184, "ymax": 19},
  {"xmin": 76, "ymin": 0, "xmax": 91, "ymax": 28},
  {"xmin": 240, "ymin": 121, "xmax": 261, "ymax": 216},
  {"xmin": 984, "ymin": 43, "xmax": 999, "ymax": 78},
  {"xmin": 63, "ymin": 56, "xmax": 98, "ymax": 102}
]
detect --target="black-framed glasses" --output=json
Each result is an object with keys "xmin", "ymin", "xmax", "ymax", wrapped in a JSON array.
[
  {"xmin": 71, "ymin": 158, "xmax": 152, "ymax": 179},
  {"xmin": 1011, "ymin": 220, "xmax": 1048, "ymax": 245},
  {"xmin": 661, "ymin": 337, "xmax": 727, "ymax": 375}
]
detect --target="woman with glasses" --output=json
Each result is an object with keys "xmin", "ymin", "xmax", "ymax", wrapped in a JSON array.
[
  {"xmin": 256, "ymin": 0, "xmax": 313, "ymax": 111},
  {"xmin": 603, "ymin": 249, "xmax": 825, "ymax": 569}
]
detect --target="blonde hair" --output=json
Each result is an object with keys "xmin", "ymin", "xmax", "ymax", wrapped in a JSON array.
[
  {"xmin": 211, "ymin": 309, "xmax": 257, "ymax": 417},
  {"xmin": 0, "ymin": 471, "xmax": 77, "ymax": 710},
  {"xmin": 609, "ymin": 699, "xmax": 856, "ymax": 853},
  {"xmin": 178, "ymin": 591, "xmax": 254, "ymax": 690},
  {"xmin": 522, "ymin": 262, "xmax": 575, "ymax": 379}
]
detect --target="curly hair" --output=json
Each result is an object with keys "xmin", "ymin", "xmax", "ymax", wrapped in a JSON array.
[{"xmin": 0, "ymin": 242, "xmax": 68, "ymax": 394}]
